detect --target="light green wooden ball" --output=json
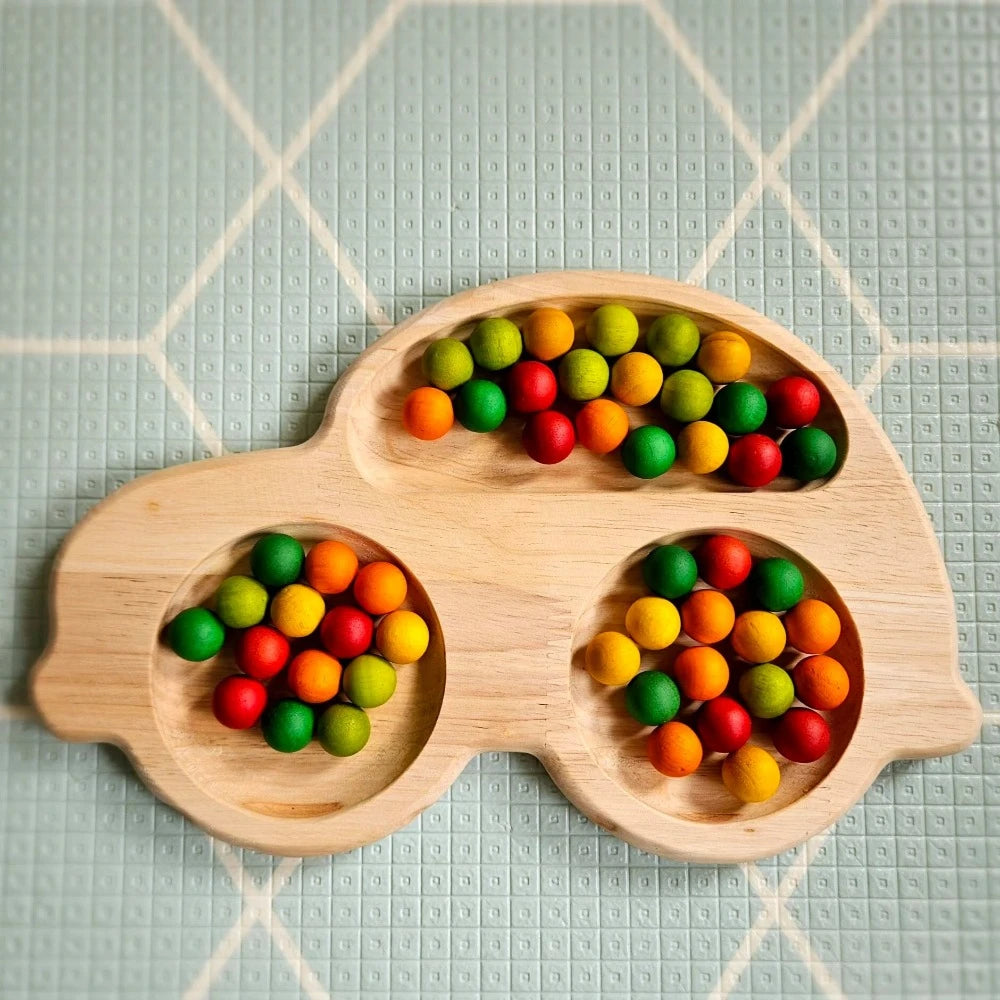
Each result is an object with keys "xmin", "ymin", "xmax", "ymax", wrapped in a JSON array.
[
  {"xmin": 559, "ymin": 349, "xmax": 610, "ymax": 401},
  {"xmin": 422, "ymin": 339, "xmax": 474, "ymax": 390},
  {"xmin": 586, "ymin": 304, "xmax": 639, "ymax": 357},
  {"xmin": 469, "ymin": 317, "xmax": 522, "ymax": 371}
]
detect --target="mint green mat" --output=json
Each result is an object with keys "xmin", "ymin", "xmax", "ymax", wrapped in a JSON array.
[{"xmin": 1, "ymin": 2, "xmax": 997, "ymax": 998}]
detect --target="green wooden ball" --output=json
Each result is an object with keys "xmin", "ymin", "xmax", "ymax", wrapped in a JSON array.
[
  {"xmin": 317, "ymin": 704, "xmax": 371, "ymax": 757},
  {"xmin": 455, "ymin": 379, "xmax": 507, "ymax": 432},
  {"xmin": 738, "ymin": 663, "xmax": 795, "ymax": 719},
  {"xmin": 646, "ymin": 313, "xmax": 700, "ymax": 367},
  {"xmin": 250, "ymin": 533, "xmax": 304, "ymax": 587},
  {"xmin": 422, "ymin": 338, "xmax": 474, "ymax": 390},
  {"xmin": 625, "ymin": 671, "xmax": 681, "ymax": 726},
  {"xmin": 660, "ymin": 370, "xmax": 715, "ymax": 423},
  {"xmin": 586, "ymin": 304, "xmax": 639, "ymax": 357},
  {"xmin": 781, "ymin": 427, "xmax": 838, "ymax": 481},
  {"xmin": 342, "ymin": 654, "xmax": 397, "ymax": 709},
  {"xmin": 469, "ymin": 317, "xmax": 522, "ymax": 371},
  {"xmin": 559, "ymin": 349, "xmax": 610, "ymax": 401},
  {"xmin": 710, "ymin": 382, "xmax": 768, "ymax": 435},
  {"xmin": 749, "ymin": 557, "xmax": 805, "ymax": 612},
  {"xmin": 215, "ymin": 575, "xmax": 269, "ymax": 629},
  {"xmin": 621, "ymin": 425, "xmax": 675, "ymax": 479},
  {"xmin": 642, "ymin": 544, "xmax": 697, "ymax": 600},
  {"xmin": 261, "ymin": 699, "xmax": 315, "ymax": 753},
  {"xmin": 168, "ymin": 607, "xmax": 225, "ymax": 661}
]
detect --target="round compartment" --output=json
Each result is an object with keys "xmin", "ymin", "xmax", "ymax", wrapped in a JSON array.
[
  {"xmin": 352, "ymin": 299, "xmax": 847, "ymax": 494},
  {"xmin": 569, "ymin": 531, "xmax": 863, "ymax": 824},
  {"xmin": 153, "ymin": 524, "xmax": 446, "ymax": 820}
]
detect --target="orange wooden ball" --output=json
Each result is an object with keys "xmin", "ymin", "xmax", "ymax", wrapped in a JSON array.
[
  {"xmin": 785, "ymin": 599, "xmax": 841, "ymax": 654},
  {"xmin": 304, "ymin": 540, "xmax": 359, "ymax": 595},
  {"xmin": 794, "ymin": 654, "xmax": 850, "ymax": 709},
  {"xmin": 648, "ymin": 721, "xmax": 703, "ymax": 777},
  {"xmin": 287, "ymin": 649, "xmax": 342, "ymax": 703},
  {"xmin": 402, "ymin": 386, "xmax": 454, "ymax": 441},
  {"xmin": 672, "ymin": 646, "xmax": 729, "ymax": 701},
  {"xmin": 681, "ymin": 589, "xmax": 736, "ymax": 645},
  {"xmin": 354, "ymin": 561, "xmax": 408, "ymax": 616},
  {"xmin": 575, "ymin": 398, "xmax": 629, "ymax": 454}
]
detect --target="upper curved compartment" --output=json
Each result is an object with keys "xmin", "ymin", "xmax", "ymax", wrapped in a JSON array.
[{"xmin": 334, "ymin": 273, "xmax": 853, "ymax": 494}]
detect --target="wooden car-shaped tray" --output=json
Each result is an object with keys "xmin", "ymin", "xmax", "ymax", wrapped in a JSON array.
[{"xmin": 31, "ymin": 271, "xmax": 981, "ymax": 862}]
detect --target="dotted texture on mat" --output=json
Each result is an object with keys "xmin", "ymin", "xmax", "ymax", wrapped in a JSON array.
[{"xmin": 1, "ymin": 2, "xmax": 998, "ymax": 999}]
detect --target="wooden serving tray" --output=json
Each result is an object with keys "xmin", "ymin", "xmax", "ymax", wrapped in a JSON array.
[{"xmin": 31, "ymin": 272, "xmax": 981, "ymax": 862}]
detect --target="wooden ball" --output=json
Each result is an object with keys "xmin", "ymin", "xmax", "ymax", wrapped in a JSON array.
[
  {"xmin": 766, "ymin": 375, "xmax": 820, "ymax": 428},
  {"xmin": 522, "ymin": 410, "xmax": 576, "ymax": 465},
  {"xmin": 697, "ymin": 330, "xmax": 751, "ymax": 383},
  {"xmin": 575, "ymin": 399, "xmax": 629, "ymax": 454},
  {"xmin": 772, "ymin": 707, "xmax": 831, "ymax": 763},
  {"xmin": 727, "ymin": 433, "xmax": 782, "ymax": 487},
  {"xmin": 212, "ymin": 675, "xmax": 267, "ymax": 730},
  {"xmin": 721, "ymin": 745, "xmax": 781, "ymax": 803},
  {"xmin": 610, "ymin": 352, "xmax": 664, "ymax": 406},
  {"xmin": 695, "ymin": 535, "xmax": 752, "ymax": 590},
  {"xmin": 403, "ymin": 386, "xmax": 454, "ymax": 441},
  {"xmin": 648, "ymin": 721, "xmax": 703, "ymax": 777},
  {"xmin": 696, "ymin": 696, "xmax": 752, "ymax": 754},
  {"xmin": 507, "ymin": 360, "xmax": 558, "ymax": 413}
]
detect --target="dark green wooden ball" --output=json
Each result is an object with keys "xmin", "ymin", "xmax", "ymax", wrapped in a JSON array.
[
  {"xmin": 625, "ymin": 671, "xmax": 681, "ymax": 726},
  {"xmin": 621, "ymin": 426, "xmax": 675, "ymax": 479},
  {"xmin": 261, "ymin": 699, "xmax": 315, "ymax": 753},
  {"xmin": 642, "ymin": 544, "xmax": 697, "ymax": 600},
  {"xmin": 455, "ymin": 379, "xmax": 507, "ymax": 432},
  {"xmin": 251, "ymin": 533, "xmax": 304, "ymax": 587},
  {"xmin": 711, "ymin": 382, "xmax": 768, "ymax": 435},
  {"xmin": 749, "ymin": 557, "xmax": 804, "ymax": 611},
  {"xmin": 168, "ymin": 607, "xmax": 225, "ymax": 661},
  {"xmin": 781, "ymin": 427, "xmax": 838, "ymax": 481}
]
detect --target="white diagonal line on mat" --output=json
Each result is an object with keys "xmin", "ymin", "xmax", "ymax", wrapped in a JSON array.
[
  {"xmin": 155, "ymin": 0, "xmax": 396, "ymax": 336},
  {"xmin": 144, "ymin": 343, "xmax": 225, "ymax": 458},
  {"xmin": 707, "ymin": 832, "xmax": 832, "ymax": 1000},
  {"xmin": 647, "ymin": 0, "xmax": 898, "ymax": 405},
  {"xmin": 683, "ymin": 0, "xmax": 890, "ymax": 285},
  {"xmin": 139, "ymin": 0, "xmax": 404, "ymax": 455},
  {"xmin": 745, "ymin": 859, "xmax": 847, "ymax": 1000},
  {"xmin": 0, "ymin": 338, "xmax": 140, "ymax": 356},
  {"xmin": 181, "ymin": 847, "xmax": 305, "ymax": 1000}
]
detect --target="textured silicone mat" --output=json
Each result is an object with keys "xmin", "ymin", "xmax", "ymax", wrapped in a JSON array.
[{"xmin": 1, "ymin": 2, "xmax": 998, "ymax": 998}]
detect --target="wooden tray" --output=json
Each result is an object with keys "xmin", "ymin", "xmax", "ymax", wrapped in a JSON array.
[{"xmin": 31, "ymin": 271, "xmax": 982, "ymax": 862}]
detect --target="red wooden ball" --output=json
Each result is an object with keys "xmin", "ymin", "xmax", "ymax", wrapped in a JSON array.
[
  {"xmin": 235, "ymin": 625, "xmax": 291, "ymax": 680},
  {"xmin": 772, "ymin": 707, "xmax": 831, "ymax": 763},
  {"xmin": 696, "ymin": 696, "xmax": 752, "ymax": 754},
  {"xmin": 696, "ymin": 535, "xmax": 752, "ymax": 590},
  {"xmin": 522, "ymin": 410, "xmax": 576, "ymax": 465},
  {"xmin": 212, "ymin": 675, "xmax": 267, "ymax": 729},
  {"xmin": 766, "ymin": 375, "xmax": 821, "ymax": 428},
  {"xmin": 508, "ymin": 361, "xmax": 558, "ymax": 414},
  {"xmin": 320, "ymin": 605, "xmax": 374, "ymax": 660},
  {"xmin": 727, "ymin": 433, "xmax": 782, "ymax": 487}
]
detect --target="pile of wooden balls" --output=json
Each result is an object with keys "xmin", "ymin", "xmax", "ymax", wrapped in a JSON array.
[
  {"xmin": 584, "ymin": 535, "xmax": 851, "ymax": 803},
  {"xmin": 165, "ymin": 534, "xmax": 430, "ymax": 758},
  {"xmin": 402, "ymin": 305, "xmax": 839, "ymax": 487}
]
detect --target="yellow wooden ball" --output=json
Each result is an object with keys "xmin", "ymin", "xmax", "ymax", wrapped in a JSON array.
[
  {"xmin": 721, "ymin": 744, "xmax": 781, "ymax": 803},
  {"xmin": 270, "ymin": 583, "xmax": 326, "ymax": 638},
  {"xmin": 698, "ymin": 330, "xmax": 751, "ymax": 383},
  {"xmin": 610, "ymin": 352, "xmax": 664, "ymax": 407},
  {"xmin": 376, "ymin": 609, "xmax": 430, "ymax": 664},
  {"xmin": 585, "ymin": 631, "xmax": 641, "ymax": 685},
  {"xmin": 624, "ymin": 596, "xmax": 680, "ymax": 650},
  {"xmin": 677, "ymin": 420, "xmax": 730, "ymax": 474}
]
